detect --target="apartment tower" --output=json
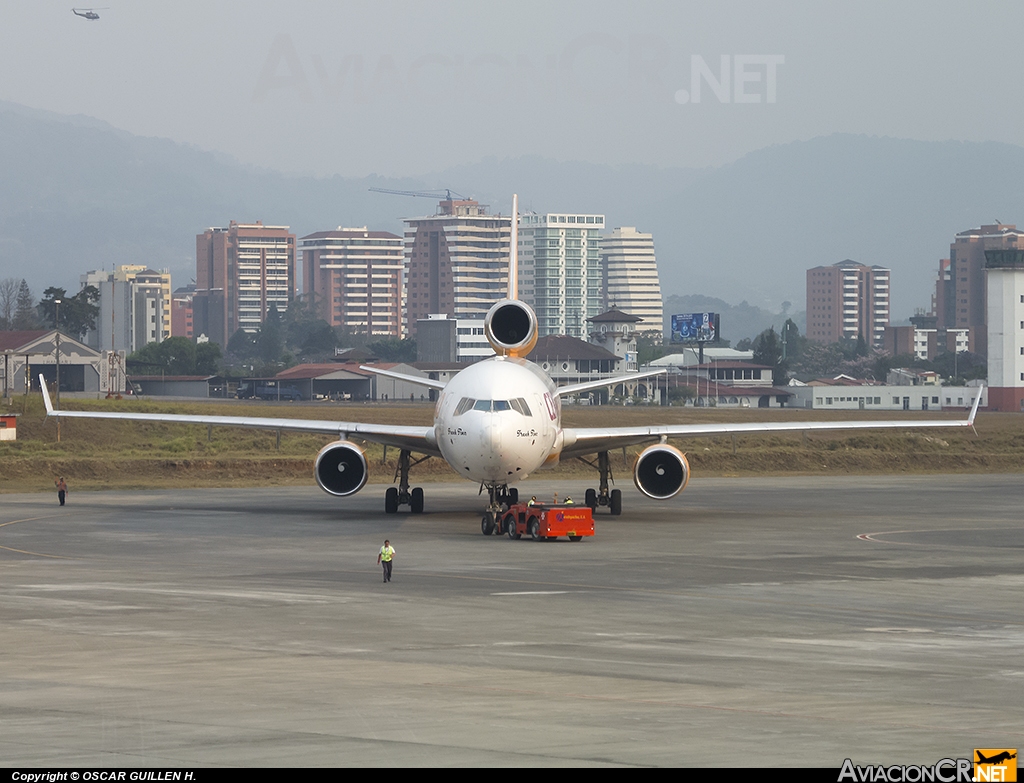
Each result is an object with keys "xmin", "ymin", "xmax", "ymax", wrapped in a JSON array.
[
  {"xmin": 404, "ymin": 199, "xmax": 511, "ymax": 337},
  {"xmin": 300, "ymin": 228, "xmax": 404, "ymax": 338},
  {"xmin": 518, "ymin": 211, "xmax": 604, "ymax": 338},
  {"xmin": 599, "ymin": 226, "xmax": 664, "ymax": 336},
  {"xmin": 806, "ymin": 260, "xmax": 890, "ymax": 348},
  {"xmin": 194, "ymin": 221, "xmax": 296, "ymax": 346}
]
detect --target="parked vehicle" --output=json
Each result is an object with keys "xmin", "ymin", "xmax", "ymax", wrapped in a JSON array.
[{"xmin": 495, "ymin": 502, "xmax": 595, "ymax": 542}]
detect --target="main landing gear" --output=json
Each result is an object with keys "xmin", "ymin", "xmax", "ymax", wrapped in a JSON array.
[
  {"xmin": 480, "ymin": 484, "xmax": 519, "ymax": 535},
  {"xmin": 384, "ymin": 449, "xmax": 428, "ymax": 514},
  {"xmin": 579, "ymin": 451, "xmax": 622, "ymax": 516}
]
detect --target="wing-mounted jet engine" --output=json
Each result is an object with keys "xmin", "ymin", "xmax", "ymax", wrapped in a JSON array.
[
  {"xmin": 314, "ymin": 441, "xmax": 369, "ymax": 496},
  {"xmin": 633, "ymin": 443, "xmax": 690, "ymax": 500},
  {"xmin": 484, "ymin": 299, "xmax": 538, "ymax": 358}
]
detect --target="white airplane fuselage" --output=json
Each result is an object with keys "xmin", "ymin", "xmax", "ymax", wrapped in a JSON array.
[{"xmin": 433, "ymin": 356, "xmax": 562, "ymax": 485}]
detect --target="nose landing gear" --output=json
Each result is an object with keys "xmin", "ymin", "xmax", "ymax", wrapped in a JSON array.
[{"xmin": 481, "ymin": 484, "xmax": 519, "ymax": 534}]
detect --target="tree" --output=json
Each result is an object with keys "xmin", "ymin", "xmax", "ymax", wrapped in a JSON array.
[
  {"xmin": 38, "ymin": 285, "xmax": 100, "ymax": 338},
  {"xmin": 128, "ymin": 337, "xmax": 217, "ymax": 376},
  {"xmin": 258, "ymin": 304, "xmax": 283, "ymax": 362},
  {"xmin": 12, "ymin": 279, "xmax": 38, "ymax": 330},
  {"xmin": 366, "ymin": 337, "xmax": 417, "ymax": 362},
  {"xmin": 780, "ymin": 318, "xmax": 806, "ymax": 362},
  {"xmin": 227, "ymin": 328, "xmax": 257, "ymax": 359},
  {"xmin": 0, "ymin": 277, "xmax": 18, "ymax": 330},
  {"xmin": 195, "ymin": 342, "xmax": 222, "ymax": 375},
  {"xmin": 635, "ymin": 332, "xmax": 668, "ymax": 366},
  {"xmin": 753, "ymin": 327, "xmax": 788, "ymax": 385}
]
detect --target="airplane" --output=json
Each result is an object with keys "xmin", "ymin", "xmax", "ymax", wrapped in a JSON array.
[
  {"xmin": 39, "ymin": 194, "xmax": 984, "ymax": 534},
  {"xmin": 72, "ymin": 8, "xmax": 105, "ymax": 20},
  {"xmin": 976, "ymin": 751, "xmax": 1016, "ymax": 765}
]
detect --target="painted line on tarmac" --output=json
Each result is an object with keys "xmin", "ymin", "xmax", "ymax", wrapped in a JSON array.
[
  {"xmin": 490, "ymin": 590, "xmax": 571, "ymax": 595},
  {"xmin": 857, "ymin": 530, "xmax": 916, "ymax": 544},
  {"xmin": 0, "ymin": 514, "xmax": 73, "ymax": 559}
]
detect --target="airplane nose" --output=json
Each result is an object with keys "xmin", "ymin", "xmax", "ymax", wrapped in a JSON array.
[{"xmin": 482, "ymin": 419, "xmax": 502, "ymax": 451}]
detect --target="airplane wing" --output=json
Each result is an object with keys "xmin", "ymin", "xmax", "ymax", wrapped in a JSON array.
[
  {"xmin": 39, "ymin": 375, "xmax": 440, "ymax": 457},
  {"xmin": 560, "ymin": 388, "xmax": 983, "ymax": 458},
  {"xmin": 555, "ymin": 369, "xmax": 667, "ymax": 398},
  {"xmin": 358, "ymin": 365, "xmax": 446, "ymax": 391}
]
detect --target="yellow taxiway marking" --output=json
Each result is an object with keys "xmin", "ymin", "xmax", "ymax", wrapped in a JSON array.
[{"xmin": 0, "ymin": 514, "xmax": 72, "ymax": 559}]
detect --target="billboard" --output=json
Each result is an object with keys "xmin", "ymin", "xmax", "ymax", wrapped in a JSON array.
[{"xmin": 671, "ymin": 312, "xmax": 719, "ymax": 343}]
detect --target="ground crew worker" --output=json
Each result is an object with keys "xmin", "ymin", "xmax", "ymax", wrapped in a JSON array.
[
  {"xmin": 54, "ymin": 476, "xmax": 68, "ymax": 507},
  {"xmin": 528, "ymin": 496, "xmax": 537, "ymax": 506},
  {"xmin": 377, "ymin": 539, "xmax": 395, "ymax": 583},
  {"xmin": 564, "ymin": 496, "xmax": 574, "ymax": 505}
]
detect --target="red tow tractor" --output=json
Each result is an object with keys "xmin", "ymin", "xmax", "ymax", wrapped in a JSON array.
[{"xmin": 498, "ymin": 502, "xmax": 595, "ymax": 542}]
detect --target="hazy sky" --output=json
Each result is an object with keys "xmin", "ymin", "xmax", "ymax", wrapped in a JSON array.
[{"xmin": 3, "ymin": 1, "xmax": 1024, "ymax": 177}]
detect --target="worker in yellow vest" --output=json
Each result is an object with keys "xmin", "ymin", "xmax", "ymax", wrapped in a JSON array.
[{"xmin": 377, "ymin": 539, "xmax": 395, "ymax": 583}]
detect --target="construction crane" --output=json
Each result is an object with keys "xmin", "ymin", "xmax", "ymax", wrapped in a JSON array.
[{"xmin": 369, "ymin": 187, "xmax": 468, "ymax": 201}]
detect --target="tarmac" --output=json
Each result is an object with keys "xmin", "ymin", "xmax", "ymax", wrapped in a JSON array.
[{"xmin": 1, "ymin": 474, "xmax": 1022, "ymax": 767}]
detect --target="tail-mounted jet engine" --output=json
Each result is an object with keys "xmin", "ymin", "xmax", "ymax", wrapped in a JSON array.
[
  {"xmin": 484, "ymin": 299, "xmax": 538, "ymax": 357},
  {"xmin": 314, "ymin": 441, "xmax": 369, "ymax": 496},
  {"xmin": 633, "ymin": 444, "xmax": 690, "ymax": 500}
]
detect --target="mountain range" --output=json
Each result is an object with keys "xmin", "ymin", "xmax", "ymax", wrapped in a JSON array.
[{"xmin": 3, "ymin": 99, "xmax": 1024, "ymax": 328}]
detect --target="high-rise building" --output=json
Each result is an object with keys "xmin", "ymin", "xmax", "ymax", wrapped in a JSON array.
[
  {"xmin": 80, "ymin": 265, "xmax": 170, "ymax": 354},
  {"xmin": 984, "ymin": 248, "xmax": 1024, "ymax": 411},
  {"xmin": 299, "ymin": 228, "xmax": 404, "ymax": 338},
  {"xmin": 599, "ymin": 226, "xmax": 663, "ymax": 336},
  {"xmin": 806, "ymin": 260, "xmax": 890, "ymax": 348},
  {"xmin": 404, "ymin": 199, "xmax": 511, "ymax": 337},
  {"xmin": 518, "ymin": 211, "xmax": 604, "ymax": 338},
  {"xmin": 194, "ymin": 221, "xmax": 296, "ymax": 346},
  {"xmin": 932, "ymin": 224, "xmax": 1024, "ymax": 357}
]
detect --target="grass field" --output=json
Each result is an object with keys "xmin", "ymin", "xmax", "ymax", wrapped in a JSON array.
[{"xmin": 1, "ymin": 393, "xmax": 1020, "ymax": 493}]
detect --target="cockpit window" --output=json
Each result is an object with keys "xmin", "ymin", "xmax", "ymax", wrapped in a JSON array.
[
  {"xmin": 510, "ymin": 398, "xmax": 532, "ymax": 416},
  {"xmin": 456, "ymin": 398, "xmax": 533, "ymax": 416}
]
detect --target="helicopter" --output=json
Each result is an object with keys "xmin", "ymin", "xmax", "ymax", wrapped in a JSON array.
[{"xmin": 72, "ymin": 8, "xmax": 106, "ymax": 20}]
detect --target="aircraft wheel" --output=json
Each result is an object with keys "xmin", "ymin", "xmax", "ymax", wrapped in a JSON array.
[
  {"xmin": 508, "ymin": 487, "xmax": 519, "ymax": 505},
  {"xmin": 569, "ymin": 535, "xmax": 582, "ymax": 542},
  {"xmin": 410, "ymin": 487, "xmax": 424, "ymax": 514},
  {"xmin": 385, "ymin": 487, "xmax": 399, "ymax": 514},
  {"xmin": 585, "ymin": 488, "xmax": 597, "ymax": 510},
  {"xmin": 610, "ymin": 489, "xmax": 622, "ymax": 516},
  {"xmin": 481, "ymin": 514, "xmax": 495, "ymax": 536},
  {"xmin": 528, "ymin": 518, "xmax": 542, "ymax": 541}
]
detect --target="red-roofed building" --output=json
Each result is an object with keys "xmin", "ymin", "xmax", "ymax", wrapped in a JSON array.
[
  {"xmin": 271, "ymin": 362, "xmax": 430, "ymax": 401},
  {"xmin": 1, "ymin": 330, "xmax": 111, "ymax": 394}
]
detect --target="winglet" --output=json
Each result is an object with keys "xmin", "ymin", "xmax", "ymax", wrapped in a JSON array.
[
  {"xmin": 967, "ymin": 384, "xmax": 983, "ymax": 427},
  {"xmin": 39, "ymin": 373, "xmax": 54, "ymax": 415}
]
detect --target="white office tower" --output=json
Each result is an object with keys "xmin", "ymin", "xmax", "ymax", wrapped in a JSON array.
[
  {"xmin": 599, "ymin": 227, "xmax": 664, "ymax": 335},
  {"xmin": 518, "ymin": 212, "xmax": 605, "ymax": 337},
  {"xmin": 80, "ymin": 266, "xmax": 169, "ymax": 354},
  {"xmin": 985, "ymin": 248, "xmax": 1024, "ymax": 411}
]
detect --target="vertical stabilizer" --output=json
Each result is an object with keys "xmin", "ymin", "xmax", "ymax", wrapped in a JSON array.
[{"xmin": 508, "ymin": 193, "xmax": 518, "ymax": 300}]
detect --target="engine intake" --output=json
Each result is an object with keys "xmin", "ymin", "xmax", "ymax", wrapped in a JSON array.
[
  {"xmin": 633, "ymin": 444, "xmax": 690, "ymax": 500},
  {"xmin": 314, "ymin": 441, "xmax": 368, "ymax": 496},
  {"xmin": 484, "ymin": 299, "xmax": 538, "ymax": 357}
]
